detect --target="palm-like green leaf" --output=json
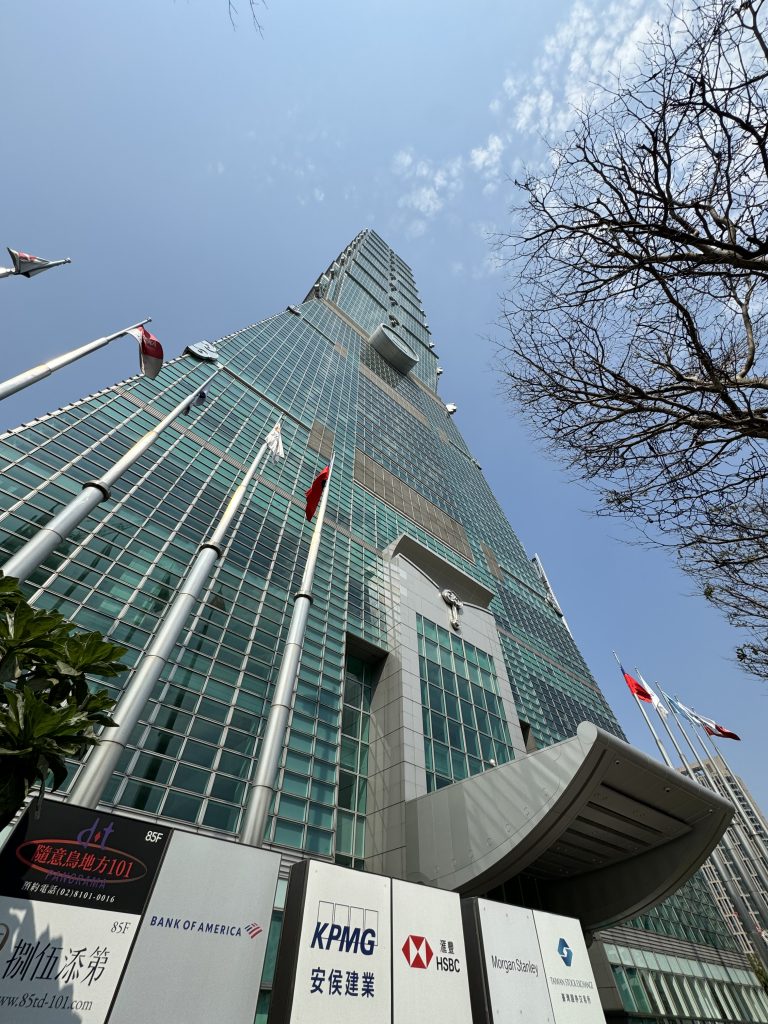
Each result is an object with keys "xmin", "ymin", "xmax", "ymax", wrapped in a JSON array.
[{"xmin": 0, "ymin": 574, "xmax": 123, "ymax": 828}]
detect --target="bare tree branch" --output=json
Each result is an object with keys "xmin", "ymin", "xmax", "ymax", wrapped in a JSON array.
[{"xmin": 496, "ymin": 0, "xmax": 768, "ymax": 679}]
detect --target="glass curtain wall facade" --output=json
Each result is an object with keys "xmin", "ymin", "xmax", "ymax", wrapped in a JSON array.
[{"xmin": 0, "ymin": 229, "xmax": 765, "ymax": 1022}]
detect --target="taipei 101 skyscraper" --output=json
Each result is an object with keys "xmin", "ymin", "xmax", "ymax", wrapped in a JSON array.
[{"xmin": 0, "ymin": 230, "xmax": 763, "ymax": 1024}]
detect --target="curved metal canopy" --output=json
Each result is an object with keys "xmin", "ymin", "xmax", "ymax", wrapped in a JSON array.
[{"xmin": 403, "ymin": 722, "xmax": 732, "ymax": 931}]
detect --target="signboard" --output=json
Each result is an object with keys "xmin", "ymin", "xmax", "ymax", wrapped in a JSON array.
[
  {"xmin": 392, "ymin": 879, "xmax": 471, "ymax": 1024},
  {"xmin": 464, "ymin": 900, "xmax": 554, "ymax": 1024},
  {"xmin": 0, "ymin": 801, "xmax": 169, "ymax": 1023},
  {"xmin": 108, "ymin": 830, "xmax": 280, "ymax": 1024},
  {"xmin": 461, "ymin": 900, "xmax": 603, "ymax": 1024},
  {"xmin": 533, "ymin": 910, "xmax": 603, "ymax": 1024},
  {"xmin": 270, "ymin": 860, "xmax": 392, "ymax": 1024}
]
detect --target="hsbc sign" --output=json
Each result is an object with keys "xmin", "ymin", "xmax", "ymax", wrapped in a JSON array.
[
  {"xmin": 402, "ymin": 935, "xmax": 433, "ymax": 969},
  {"xmin": 392, "ymin": 880, "xmax": 471, "ymax": 1022}
]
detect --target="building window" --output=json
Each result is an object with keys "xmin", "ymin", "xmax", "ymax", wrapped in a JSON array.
[{"xmin": 417, "ymin": 614, "xmax": 514, "ymax": 791}]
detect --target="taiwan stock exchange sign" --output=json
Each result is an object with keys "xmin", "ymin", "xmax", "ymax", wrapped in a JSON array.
[
  {"xmin": 0, "ymin": 800, "xmax": 169, "ymax": 1024},
  {"xmin": 270, "ymin": 861, "xmax": 392, "ymax": 1024}
]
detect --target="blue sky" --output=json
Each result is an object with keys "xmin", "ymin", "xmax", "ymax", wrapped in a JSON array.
[{"xmin": 2, "ymin": 0, "xmax": 765, "ymax": 807}]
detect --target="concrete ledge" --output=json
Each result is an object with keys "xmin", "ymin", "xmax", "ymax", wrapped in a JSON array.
[{"xmin": 398, "ymin": 722, "xmax": 733, "ymax": 931}]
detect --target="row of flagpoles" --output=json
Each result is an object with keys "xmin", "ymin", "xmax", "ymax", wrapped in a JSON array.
[
  {"xmin": 1, "ymin": 277, "xmax": 334, "ymax": 849},
  {"xmin": 615, "ymin": 656, "xmax": 768, "ymax": 963}
]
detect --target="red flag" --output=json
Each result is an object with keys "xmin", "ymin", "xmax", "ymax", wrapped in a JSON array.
[
  {"xmin": 305, "ymin": 466, "xmax": 330, "ymax": 521},
  {"xmin": 127, "ymin": 325, "xmax": 164, "ymax": 379},
  {"xmin": 620, "ymin": 664, "xmax": 653, "ymax": 702}
]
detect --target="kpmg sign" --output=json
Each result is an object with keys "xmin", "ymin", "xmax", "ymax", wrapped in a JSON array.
[
  {"xmin": 0, "ymin": 801, "xmax": 279, "ymax": 1024},
  {"xmin": 271, "ymin": 861, "xmax": 391, "ymax": 1024}
]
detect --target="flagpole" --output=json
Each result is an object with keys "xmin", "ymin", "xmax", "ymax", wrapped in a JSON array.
[
  {"xmin": 1, "ymin": 375, "xmax": 218, "ymax": 585},
  {"xmin": 0, "ymin": 319, "xmax": 152, "ymax": 403},
  {"xmin": 651, "ymin": 687, "xmax": 695, "ymax": 775},
  {"xmin": 240, "ymin": 454, "xmax": 335, "ymax": 847},
  {"xmin": 666, "ymin": 700, "xmax": 768, "ymax": 929},
  {"xmin": 68, "ymin": 432, "xmax": 274, "ymax": 809},
  {"xmin": 698, "ymin": 731, "xmax": 768, "ymax": 866}
]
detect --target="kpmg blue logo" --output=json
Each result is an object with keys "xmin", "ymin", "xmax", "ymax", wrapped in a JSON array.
[{"xmin": 557, "ymin": 938, "xmax": 573, "ymax": 967}]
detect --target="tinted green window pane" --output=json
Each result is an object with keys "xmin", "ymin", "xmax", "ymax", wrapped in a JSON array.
[
  {"xmin": 203, "ymin": 802, "xmax": 239, "ymax": 832},
  {"xmin": 306, "ymin": 827, "xmax": 333, "ymax": 856},
  {"xmin": 173, "ymin": 764, "xmax": 209, "ymax": 793},
  {"xmin": 433, "ymin": 742, "xmax": 450, "ymax": 776},
  {"xmin": 311, "ymin": 780, "xmax": 335, "ymax": 805},
  {"xmin": 337, "ymin": 811, "xmax": 354, "ymax": 855},
  {"xmin": 288, "ymin": 732, "xmax": 314, "ymax": 755},
  {"xmin": 285, "ymin": 751, "xmax": 311, "ymax": 774},
  {"xmin": 274, "ymin": 819, "xmax": 304, "ymax": 848},
  {"xmin": 121, "ymin": 780, "xmax": 163, "ymax": 813},
  {"xmin": 163, "ymin": 792, "xmax": 200, "ymax": 823},
  {"xmin": 260, "ymin": 913, "xmax": 284, "ymax": 988},
  {"xmin": 211, "ymin": 776, "xmax": 245, "ymax": 803},
  {"xmin": 218, "ymin": 751, "xmax": 249, "ymax": 778},
  {"xmin": 183, "ymin": 740, "xmax": 217, "ymax": 768},
  {"xmin": 279, "ymin": 795, "xmax": 307, "ymax": 822},
  {"xmin": 307, "ymin": 803, "xmax": 334, "ymax": 828},
  {"xmin": 133, "ymin": 753, "xmax": 174, "ymax": 784},
  {"xmin": 282, "ymin": 771, "xmax": 310, "ymax": 798},
  {"xmin": 338, "ymin": 771, "xmax": 356, "ymax": 810}
]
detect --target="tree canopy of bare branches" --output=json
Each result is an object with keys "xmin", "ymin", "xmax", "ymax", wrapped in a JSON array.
[{"xmin": 497, "ymin": 0, "xmax": 768, "ymax": 677}]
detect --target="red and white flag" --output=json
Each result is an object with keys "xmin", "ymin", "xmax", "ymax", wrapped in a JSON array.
[
  {"xmin": 619, "ymin": 663, "xmax": 653, "ymax": 703},
  {"xmin": 305, "ymin": 465, "xmax": 330, "ymax": 521},
  {"xmin": 127, "ymin": 325, "xmax": 164, "ymax": 379},
  {"xmin": 636, "ymin": 672, "xmax": 669, "ymax": 717},
  {"xmin": 7, "ymin": 247, "xmax": 70, "ymax": 278},
  {"xmin": 693, "ymin": 712, "xmax": 741, "ymax": 741}
]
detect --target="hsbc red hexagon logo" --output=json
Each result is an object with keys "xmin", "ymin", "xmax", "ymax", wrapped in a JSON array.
[{"xmin": 402, "ymin": 935, "xmax": 433, "ymax": 969}]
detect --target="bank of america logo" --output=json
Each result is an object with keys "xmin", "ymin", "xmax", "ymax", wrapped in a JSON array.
[{"xmin": 246, "ymin": 922, "xmax": 263, "ymax": 939}]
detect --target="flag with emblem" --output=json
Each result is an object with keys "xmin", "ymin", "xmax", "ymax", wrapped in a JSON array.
[
  {"xmin": 6, "ymin": 247, "xmax": 71, "ymax": 278},
  {"xmin": 127, "ymin": 324, "xmax": 164, "ymax": 379}
]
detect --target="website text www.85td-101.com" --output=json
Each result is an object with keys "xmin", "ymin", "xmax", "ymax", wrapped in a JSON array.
[{"xmin": 0, "ymin": 991, "xmax": 94, "ymax": 1012}]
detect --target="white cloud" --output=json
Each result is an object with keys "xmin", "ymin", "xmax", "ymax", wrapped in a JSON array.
[
  {"xmin": 388, "ymin": 0, "xmax": 664, "ymax": 236},
  {"xmin": 313, "ymin": 187, "xmax": 325, "ymax": 203},
  {"xmin": 406, "ymin": 219, "xmax": 427, "ymax": 239},
  {"xmin": 470, "ymin": 134, "xmax": 504, "ymax": 177},
  {"xmin": 392, "ymin": 149, "xmax": 413, "ymax": 175},
  {"xmin": 399, "ymin": 186, "xmax": 443, "ymax": 217}
]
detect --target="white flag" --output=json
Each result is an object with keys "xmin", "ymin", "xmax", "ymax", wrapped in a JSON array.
[
  {"xmin": 637, "ymin": 672, "xmax": 668, "ymax": 717},
  {"xmin": 265, "ymin": 421, "xmax": 284, "ymax": 461}
]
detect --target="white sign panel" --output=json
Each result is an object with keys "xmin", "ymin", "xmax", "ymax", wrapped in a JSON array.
[
  {"xmin": 533, "ymin": 910, "xmax": 603, "ymax": 1024},
  {"xmin": 108, "ymin": 831, "xmax": 280, "ymax": 1024},
  {"xmin": 0, "ymin": 898, "xmax": 138, "ymax": 1023},
  {"xmin": 392, "ymin": 879, "xmax": 472, "ymax": 1024},
  {"xmin": 476, "ymin": 900, "xmax": 554, "ymax": 1024},
  {"xmin": 291, "ymin": 861, "xmax": 391, "ymax": 1024}
]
